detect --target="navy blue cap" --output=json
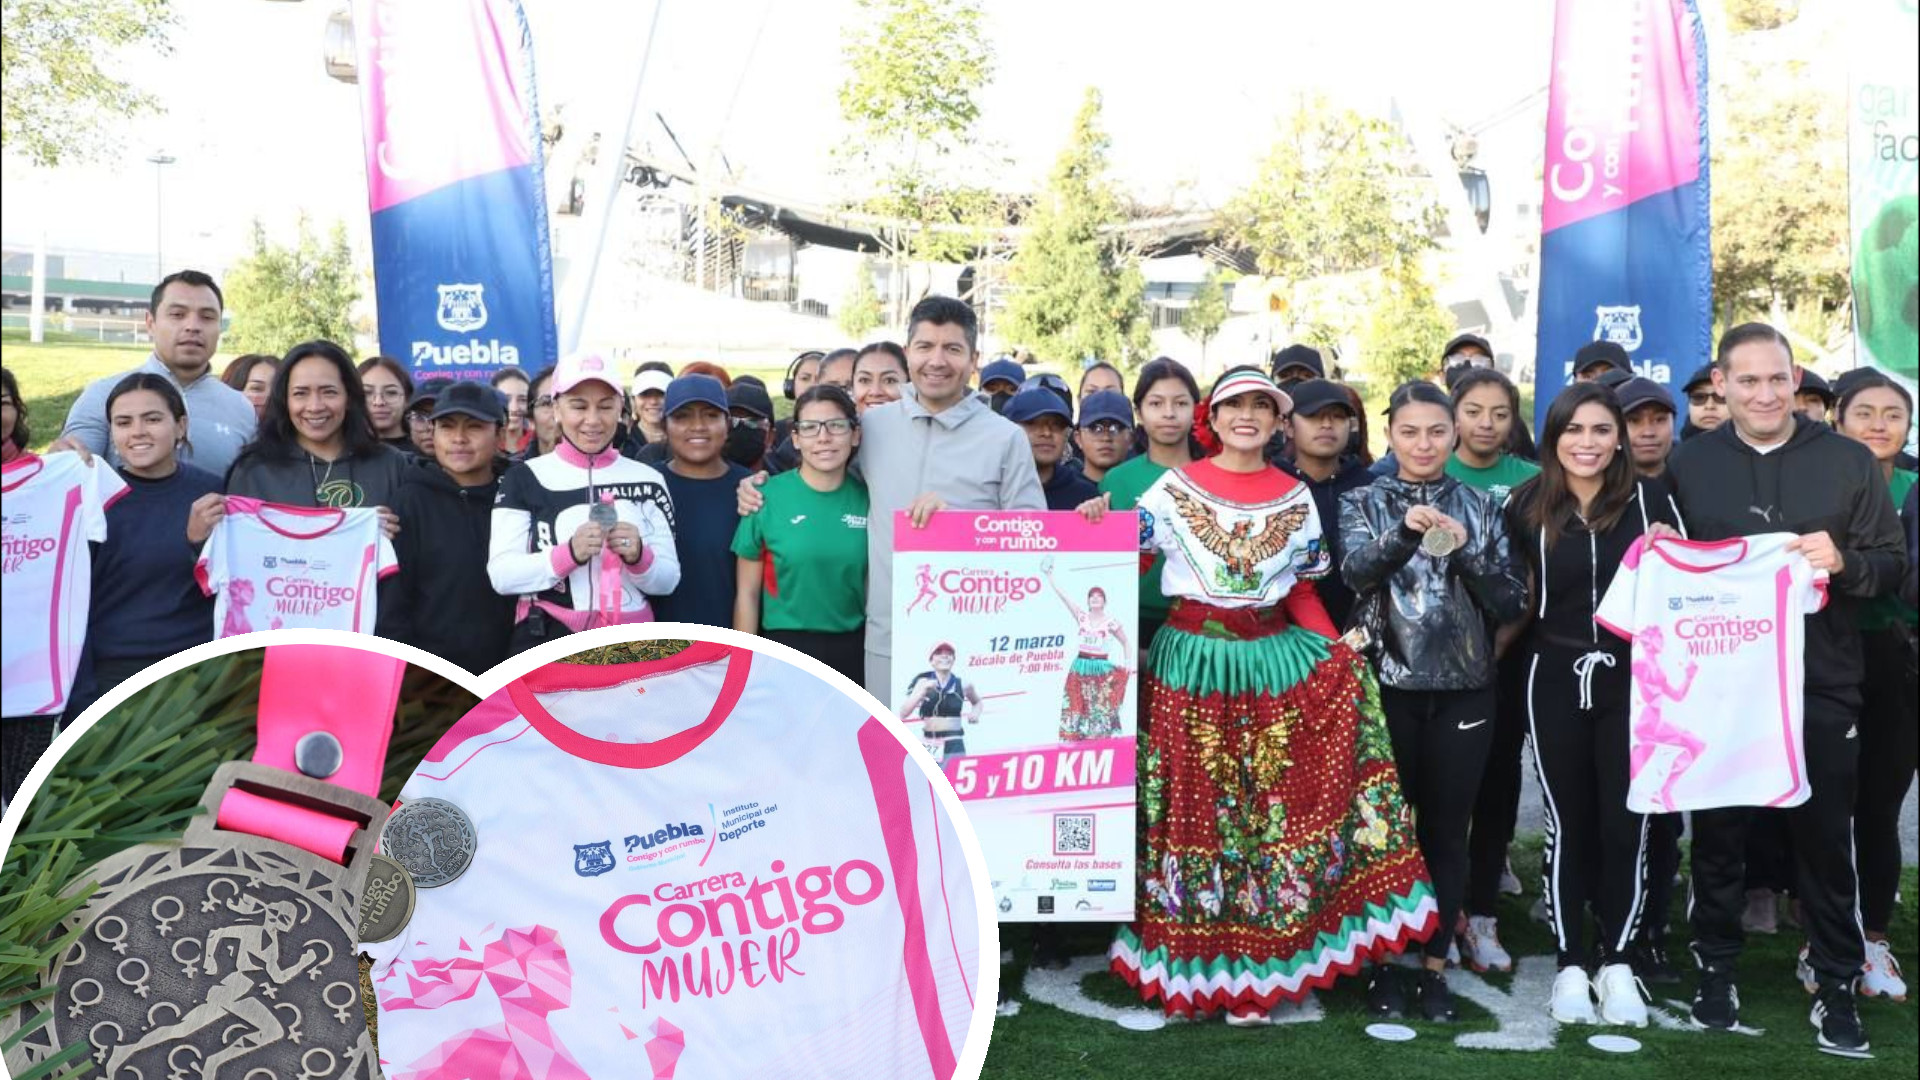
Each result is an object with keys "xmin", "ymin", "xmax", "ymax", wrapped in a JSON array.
[
  {"xmin": 407, "ymin": 377, "xmax": 454, "ymax": 414},
  {"xmin": 1614, "ymin": 377, "xmax": 1675, "ymax": 416},
  {"xmin": 1682, "ymin": 363, "xmax": 1715, "ymax": 393},
  {"xmin": 1004, "ymin": 387, "xmax": 1071, "ymax": 424},
  {"xmin": 664, "ymin": 374, "xmax": 729, "ymax": 417},
  {"xmin": 1595, "ymin": 367, "xmax": 1634, "ymax": 389},
  {"xmin": 1575, "ymin": 339, "xmax": 1633, "ymax": 375},
  {"xmin": 1795, "ymin": 367, "xmax": 1835, "ymax": 404},
  {"xmin": 979, "ymin": 358, "xmax": 1025, "ymax": 390},
  {"xmin": 1077, "ymin": 389, "xmax": 1133, "ymax": 427},
  {"xmin": 430, "ymin": 380, "xmax": 506, "ymax": 423}
]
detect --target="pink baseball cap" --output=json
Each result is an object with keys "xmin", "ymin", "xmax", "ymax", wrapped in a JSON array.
[{"xmin": 550, "ymin": 351, "xmax": 622, "ymax": 396}]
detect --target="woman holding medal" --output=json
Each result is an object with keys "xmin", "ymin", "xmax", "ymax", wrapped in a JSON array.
[
  {"xmin": 489, "ymin": 351, "xmax": 680, "ymax": 652},
  {"xmin": 898, "ymin": 642, "xmax": 983, "ymax": 763},
  {"xmin": 1079, "ymin": 369, "xmax": 1436, "ymax": 1027},
  {"xmin": 1338, "ymin": 380, "xmax": 1527, "ymax": 1021}
]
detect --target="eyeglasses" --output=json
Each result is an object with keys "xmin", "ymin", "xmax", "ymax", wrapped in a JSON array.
[
  {"xmin": 1020, "ymin": 374, "xmax": 1070, "ymax": 394},
  {"xmin": 407, "ymin": 412, "xmax": 433, "ymax": 427},
  {"xmin": 533, "ymin": 395, "xmax": 554, "ymax": 410},
  {"xmin": 365, "ymin": 386, "xmax": 407, "ymax": 402},
  {"xmin": 1688, "ymin": 391, "xmax": 1726, "ymax": 406},
  {"xmin": 730, "ymin": 415, "xmax": 769, "ymax": 430},
  {"xmin": 793, "ymin": 418, "xmax": 856, "ymax": 438},
  {"xmin": 1082, "ymin": 421, "xmax": 1130, "ymax": 436},
  {"xmin": 1445, "ymin": 352, "xmax": 1493, "ymax": 369}
]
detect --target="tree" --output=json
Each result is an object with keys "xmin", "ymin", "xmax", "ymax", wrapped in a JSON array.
[
  {"xmin": 837, "ymin": 0, "xmax": 998, "ymax": 321},
  {"xmin": 1002, "ymin": 88, "xmax": 1153, "ymax": 367},
  {"xmin": 223, "ymin": 217, "xmax": 361, "ymax": 355},
  {"xmin": 838, "ymin": 259, "xmax": 886, "ymax": 338},
  {"xmin": 1361, "ymin": 262, "xmax": 1454, "ymax": 389},
  {"xmin": 1, "ymin": 0, "xmax": 172, "ymax": 166},
  {"xmin": 1181, "ymin": 267, "xmax": 1231, "ymax": 362},
  {"xmin": 1222, "ymin": 96, "xmax": 1441, "ymax": 314},
  {"xmin": 1710, "ymin": 17, "xmax": 1850, "ymax": 354}
]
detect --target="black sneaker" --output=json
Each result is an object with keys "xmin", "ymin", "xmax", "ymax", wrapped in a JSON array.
[
  {"xmin": 1690, "ymin": 966, "xmax": 1739, "ymax": 1031},
  {"xmin": 1417, "ymin": 968, "xmax": 1458, "ymax": 1023},
  {"xmin": 1811, "ymin": 980, "xmax": 1871, "ymax": 1059},
  {"xmin": 1633, "ymin": 942, "xmax": 1682, "ymax": 986},
  {"xmin": 1366, "ymin": 966, "xmax": 1406, "ymax": 1018},
  {"xmin": 1030, "ymin": 929, "xmax": 1070, "ymax": 971}
]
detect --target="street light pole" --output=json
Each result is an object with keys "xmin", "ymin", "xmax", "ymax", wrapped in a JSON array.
[{"xmin": 147, "ymin": 151, "xmax": 176, "ymax": 280}]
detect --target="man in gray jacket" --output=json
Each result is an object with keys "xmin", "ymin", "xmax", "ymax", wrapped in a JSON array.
[
  {"xmin": 52, "ymin": 270, "xmax": 257, "ymax": 475},
  {"xmin": 741, "ymin": 296, "xmax": 1043, "ymax": 699}
]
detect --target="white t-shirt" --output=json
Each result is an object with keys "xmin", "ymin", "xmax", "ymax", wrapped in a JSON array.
[
  {"xmin": 1, "ymin": 453, "xmax": 127, "ymax": 716},
  {"xmin": 195, "ymin": 497, "xmax": 396, "ymax": 637},
  {"xmin": 366, "ymin": 646, "xmax": 980, "ymax": 1080},
  {"xmin": 1595, "ymin": 532, "xmax": 1826, "ymax": 813}
]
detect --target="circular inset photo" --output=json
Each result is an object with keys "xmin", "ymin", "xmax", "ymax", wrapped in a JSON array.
[
  {"xmin": 365, "ymin": 628, "xmax": 995, "ymax": 1079},
  {"xmin": 0, "ymin": 636, "xmax": 478, "ymax": 1080}
]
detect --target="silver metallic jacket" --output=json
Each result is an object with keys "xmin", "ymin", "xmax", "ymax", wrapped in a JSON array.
[{"xmin": 1336, "ymin": 474, "xmax": 1528, "ymax": 691}]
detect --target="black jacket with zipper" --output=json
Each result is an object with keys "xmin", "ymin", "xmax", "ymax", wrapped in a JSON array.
[
  {"xmin": 1666, "ymin": 415, "xmax": 1905, "ymax": 692},
  {"xmin": 376, "ymin": 455, "xmax": 517, "ymax": 674},
  {"xmin": 1505, "ymin": 476, "xmax": 1687, "ymax": 653},
  {"xmin": 1279, "ymin": 455, "xmax": 1377, "ymax": 630},
  {"xmin": 1338, "ymin": 474, "xmax": 1528, "ymax": 691}
]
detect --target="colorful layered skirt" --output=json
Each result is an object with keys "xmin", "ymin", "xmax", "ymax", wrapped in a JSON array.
[
  {"xmin": 1061, "ymin": 652, "xmax": 1129, "ymax": 741},
  {"xmin": 1109, "ymin": 600, "xmax": 1436, "ymax": 1016}
]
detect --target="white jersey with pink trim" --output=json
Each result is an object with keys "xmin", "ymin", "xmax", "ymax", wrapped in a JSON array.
[
  {"xmin": 1595, "ymin": 532, "xmax": 1826, "ymax": 813},
  {"xmin": 1, "ymin": 452, "xmax": 127, "ymax": 716},
  {"xmin": 365, "ymin": 644, "xmax": 981, "ymax": 1080},
  {"xmin": 195, "ymin": 498, "xmax": 397, "ymax": 637}
]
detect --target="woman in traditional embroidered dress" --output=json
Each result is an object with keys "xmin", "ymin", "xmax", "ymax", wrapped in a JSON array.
[
  {"xmin": 1079, "ymin": 369, "xmax": 1435, "ymax": 1026},
  {"xmin": 1043, "ymin": 560, "xmax": 1131, "ymax": 740}
]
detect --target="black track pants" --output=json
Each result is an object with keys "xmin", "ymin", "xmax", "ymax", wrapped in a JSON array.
[
  {"xmin": 1856, "ymin": 628, "xmax": 1918, "ymax": 933},
  {"xmin": 1467, "ymin": 649, "xmax": 1531, "ymax": 916},
  {"xmin": 1380, "ymin": 685, "xmax": 1496, "ymax": 961},
  {"xmin": 1523, "ymin": 645, "xmax": 1649, "ymax": 967}
]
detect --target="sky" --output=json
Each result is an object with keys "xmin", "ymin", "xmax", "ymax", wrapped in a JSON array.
[{"xmin": 0, "ymin": 0, "xmax": 1557, "ymax": 272}]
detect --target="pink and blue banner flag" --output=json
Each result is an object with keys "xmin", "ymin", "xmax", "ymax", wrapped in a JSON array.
[
  {"xmin": 1535, "ymin": 0, "xmax": 1711, "ymax": 427},
  {"xmin": 353, "ymin": 0, "xmax": 558, "ymax": 381}
]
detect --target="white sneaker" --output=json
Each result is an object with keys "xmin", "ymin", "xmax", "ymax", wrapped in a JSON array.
[
  {"xmin": 1742, "ymin": 888, "xmax": 1779, "ymax": 935},
  {"xmin": 1858, "ymin": 939, "xmax": 1909, "ymax": 1002},
  {"xmin": 1499, "ymin": 857, "xmax": 1525, "ymax": 897},
  {"xmin": 1593, "ymin": 963, "xmax": 1650, "ymax": 1027},
  {"xmin": 1464, "ymin": 915, "xmax": 1513, "ymax": 973},
  {"xmin": 1796, "ymin": 944, "xmax": 1818, "ymax": 994},
  {"xmin": 1446, "ymin": 938, "xmax": 1461, "ymax": 967},
  {"xmin": 1551, "ymin": 965, "xmax": 1598, "ymax": 1024}
]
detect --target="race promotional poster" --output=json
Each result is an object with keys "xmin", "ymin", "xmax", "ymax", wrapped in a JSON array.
[{"xmin": 894, "ymin": 510, "xmax": 1138, "ymax": 922}]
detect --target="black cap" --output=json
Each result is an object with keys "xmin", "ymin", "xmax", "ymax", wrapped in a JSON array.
[
  {"xmin": 1443, "ymin": 332, "xmax": 1493, "ymax": 362},
  {"xmin": 726, "ymin": 379, "xmax": 773, "ymax": 419},
  {"xmin": 1830, "ymin": 367, "xmax": 1877, "ymax": 399},
  {"xmin": 1574, "ymin": 340, "xmax": 1632, "ymax": 376},
  {"xmin": 1595, "ymin": 367, "xmax": 1634, "ymax": 390},
  {"xmin": 430, "ymin": 380, "xmax": 506, "ymax": 423},
  {"xmin": 1795, "ymin": 367, "xmax": 1835, "ymax": 405},
  {"xmin": 1614, "ymin": 377, "xmax": 1675, "ymax": 416},
  {"xmin": 1286, "ymin": 378, "xmax": 1354, "ymax": 418},
  {"xmin": 407, "ymin": 377, "xmax": 455, "ymax": 414},
  {"xmin": 1681, "ymin": 364, "xmax": 1715, "ymax": 394},
  {"xmin": 1269, "ymin": 344, "xmax": 1325, "ymax": 379}
]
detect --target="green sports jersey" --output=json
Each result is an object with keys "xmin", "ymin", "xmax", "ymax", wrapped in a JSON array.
[
  {"xmin": 1446, "ymin": 452, "xmax": 1540, "ymax": 505},
  {"xmin": 731, "ymin": 470, "xmax": 871, "ymax": 633},
  {"xmin": 1100, "ymin": 454, "xmax": 1173, "ymax": 620},
  {"xmin": 1861, "ymin": 468, "xmax": 1918, "ymax": 632}
]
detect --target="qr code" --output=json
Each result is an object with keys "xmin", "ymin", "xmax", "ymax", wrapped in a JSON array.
[{"xmin": 1052, "ymin": 814, "xmax": 1094, "ymax": 855}]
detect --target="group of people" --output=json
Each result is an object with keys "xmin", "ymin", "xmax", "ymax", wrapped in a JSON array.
[{"xmin": 1, "ymin": 269, "xmax": 1915, "ymax": 1059}]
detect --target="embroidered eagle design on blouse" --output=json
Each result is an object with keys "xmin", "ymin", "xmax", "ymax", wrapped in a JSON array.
[{"xmin": 1166, "ymin": 486, "xmax": 1313, "ymax": 581}]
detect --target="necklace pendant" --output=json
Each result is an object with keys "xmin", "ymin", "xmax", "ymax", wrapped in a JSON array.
[{"xmin": 3, "ymin": 762, "xmax": 390, "ymax": 1079}]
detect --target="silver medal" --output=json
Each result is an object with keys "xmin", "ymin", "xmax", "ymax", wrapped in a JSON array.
[
  {"xmin": 380, "ymin": 797, "xmax": 477, "ymax": 889},
  {"xmin": 1, "ymin": 762, "xmax": 388, "ymax": 1080},
  {"xmin": 1420, "ymin": 527, "xmax": 1460, "ymax": 557},
  {"xmin": 355, "ymin": 853, "xmax": 417, "ymax": 945}
]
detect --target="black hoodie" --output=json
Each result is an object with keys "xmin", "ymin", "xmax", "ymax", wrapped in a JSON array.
[
  {"xmin": 1279, "ymin": 455, "xmax": 1377, "ymax": 628},
  {"xmin": 376, "ymin": 455, "xmax": 517, "ymax": 674},
  {"xmin": 1666, "ymin": 415, "xmax": 1905, "ymax": 692}
]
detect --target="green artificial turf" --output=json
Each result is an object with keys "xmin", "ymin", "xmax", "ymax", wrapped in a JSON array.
[{"xmin": 982, "ymin": 836, "xmax": 1917, "ymax": 1079}]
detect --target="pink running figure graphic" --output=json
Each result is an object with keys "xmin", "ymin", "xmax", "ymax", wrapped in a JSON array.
[
  {"xmin": 381, "ymin": 925, "xmax": 594, "ymax": 1080},
  {"xmin": 1627, "ymin": 624, "xmax": 1705, "ymax": 810},
  {"xmin": 222, "ymin": 579, "xmax": 257, "ymax": 636},
  {"xmin": 904, "ymin": 562, "xmax": 938, "ymax": 615}
]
